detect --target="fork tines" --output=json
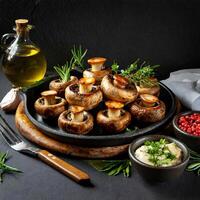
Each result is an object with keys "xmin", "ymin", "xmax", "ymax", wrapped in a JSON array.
[{"xmin": 0, "ymin": 113, "xmax": 22, "ymax": 144}]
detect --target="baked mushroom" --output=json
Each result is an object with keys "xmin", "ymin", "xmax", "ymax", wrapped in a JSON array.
[
  {"xmin": 58, "ymin": 105, "xmax": 94, "ymax": 135},
  {"xmin": 83, "ymin": 57, "xmax": 111, "ymax": 84},
  {"xmin": 97, "ymin": 101, "xmax": 131, "ymax": 133},
  {"xmin": 136, "ymin": 78, "xmax": 160, "ymax": 96},
  {"xmin": 49, "ymin": 76, "xmax": 78, "ymax": 96},
  {"xmin": 130, "ymin": 94, "xmax": 166, "ymax": 123},
  {"xmin": 34, "ymin": 90, "xmax": 66, "ymax": 118},
  {"xmin": 65, "ymin": 77, "xmax": 103, "ymax": 110},
  {"xmin": 101, "ymin": 74, "xmax": 138, "ymax": 103}
]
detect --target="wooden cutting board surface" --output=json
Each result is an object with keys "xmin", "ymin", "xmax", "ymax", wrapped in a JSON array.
[{"xmin": 15, "ymin": 102, "xmax": 129, "ymax": 158}]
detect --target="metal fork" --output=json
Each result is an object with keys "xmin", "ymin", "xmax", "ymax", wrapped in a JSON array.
[{"xmin": 0, "ymin": 114, "xmax": 90, "ymax": 184}]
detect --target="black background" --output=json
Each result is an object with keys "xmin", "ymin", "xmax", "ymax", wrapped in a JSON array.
[
  {"xmin": 1, "ymin": 1, "xmax": 200, "ymax": 200},
  {"xmin": 1, "ymin": 0, "xmax": 200, "ymax": 79}
]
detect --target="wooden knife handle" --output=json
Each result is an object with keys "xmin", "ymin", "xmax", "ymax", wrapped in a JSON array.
[{"xmin": 38, "ymin": 150, "xmax": 90, "ymax": 183}]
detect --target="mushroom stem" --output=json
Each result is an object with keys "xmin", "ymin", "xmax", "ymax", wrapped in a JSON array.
[
  {"xmin": 79, "ymin": 83, "xmax": 93, "ymax": 94},
  {"xmin": 71, "ymin": 112, "xmax": 84, "ymax": 122},
  {"xmin": 107, "ymin": 108, "xmax": 121, "ymax": 119},
  {"xmin": 41, "ymin": 90, "xmax": 57, "ymax": 105},
  {"xmin": 91, "ymin": 64, "xmax": 102, "ymax": 72},
  {"xmin": 79, "ymin": 77, "xmax": 95, "ymax": 94},
  {"xmin": 45, "ymin": 96, "xmax": 56, "ymax": 105}
]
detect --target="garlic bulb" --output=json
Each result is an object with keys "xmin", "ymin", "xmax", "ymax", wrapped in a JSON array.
[{"xmin": 0, "ymin": 88, "xmax": 21, "ymax": 112}]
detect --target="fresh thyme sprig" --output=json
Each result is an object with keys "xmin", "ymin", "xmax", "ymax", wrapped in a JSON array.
[
  {"xmin": 87, "ymin": 160, "xmax": 132, "ymax": 177},
  {"xmin": 110, "ymin": 58, "xmax": 159, "ymax": 87},
  {"xmin": 71, "ymin": 45, "xmax": 87, "ymax": 70},
  {"xmin": 0, "ymin": 151, "xmax": 21, "ymax": 182},
  {"xmin": 130, "ymin": 64, "xmax": 159, "ymax": 87},
  {"xmin": 53, "ymin": 58, "xmax": 74, "ymax": 82},
  {"xmin": 121, "ymin": 59, "xmax": 159, "ymax": 88},
  {"xmin": 187, "ymin": 149, "xmax": 200, "ymax": 175},
  {"xmin": 120, "ymin": 58, "xmax": 140, "ymax": 77},
  {"xmin": 111, "ymin": 61, "xmax": 120, "ymax": 74}
]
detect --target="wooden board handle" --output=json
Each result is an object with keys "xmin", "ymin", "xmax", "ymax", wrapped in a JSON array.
[{"xmin": 38, "ymin": 150, "xmax": 90, "ymax": 183}]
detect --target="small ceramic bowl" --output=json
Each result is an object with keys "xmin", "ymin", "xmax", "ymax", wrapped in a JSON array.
[
  {"xmin": 128, "ymin": 135, "xmax": 189, "ymax": 182},
  {"xmin": 173, "ymin": 111, "xmax": 200, "ymax": 152}
]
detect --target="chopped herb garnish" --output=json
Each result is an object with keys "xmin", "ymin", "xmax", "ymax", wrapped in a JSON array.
[{"xmin": 144, "ymin": 139, "xmax": 176, "ymax": 167}]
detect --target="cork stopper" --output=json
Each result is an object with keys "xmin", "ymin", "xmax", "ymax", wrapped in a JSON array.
[{"xmin": 15, "ymin": 19, "xmax": 29, "ymax": 33}]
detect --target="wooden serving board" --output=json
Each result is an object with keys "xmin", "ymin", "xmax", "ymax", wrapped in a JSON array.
[{"xmin": 15, "ymin": 102, "xmax": 129, "ymax": 158}]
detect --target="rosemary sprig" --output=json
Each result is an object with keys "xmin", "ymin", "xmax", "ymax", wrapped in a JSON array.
[
  {"xmin": 87, "ymin": 160, "xmax": 132, "ymax": 177},
  {"xmin": 187, "ymin": 149, "xmax": 200, "ymax": 175},
  {"xmin": 53, "ymin": 58, "xmax": 74, "ymax": 82},
  {"xmin": 71, "ymin": 45, "xmax": 87, "ymax": 70},
  {"xmin": 0, "ymin": 151, "xmax": 22, "ymax": 182}
]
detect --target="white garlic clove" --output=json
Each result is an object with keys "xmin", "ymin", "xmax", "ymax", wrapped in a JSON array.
[{"xmin": 0, "ymin": 88, "xmax": 21, "ymax": 112}]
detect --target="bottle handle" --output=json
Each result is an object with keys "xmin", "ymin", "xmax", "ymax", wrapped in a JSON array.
[{"xmin": 1, "ymin": 33, "xmax": 16, "ymax": 49}]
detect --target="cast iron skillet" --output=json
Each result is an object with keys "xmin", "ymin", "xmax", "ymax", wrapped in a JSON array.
[{"xmin": 23, "ymin": 75, "xmax": 176, "ymax": 147}]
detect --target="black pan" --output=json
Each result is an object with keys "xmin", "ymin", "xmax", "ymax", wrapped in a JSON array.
[{"xmin": 23, "ymin": 75, "xmax": 176, "ymax": 147}]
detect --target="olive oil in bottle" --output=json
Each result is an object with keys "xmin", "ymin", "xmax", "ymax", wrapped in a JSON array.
[{"xmin": 1, "ymin": 19, "xmax": 47, "ymax": 87}]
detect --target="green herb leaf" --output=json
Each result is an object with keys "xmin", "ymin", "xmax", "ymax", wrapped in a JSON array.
[
  {"xmin": 111, "ymin": 61, "xmax": 120, "ymax": 74},
  {"xmin": 119, "ymin": 59, "xmax": 159, "ymax": 88},
  {"xmin": 71, "ymin": 45, "xmax": 87, "ymax": 70},
  {"xmin": 53, "ymin": 58, "xmax": 74, "ymax": 82},
  {"xmin": 0, "ymin": 151, "xmax": 22, "ymax": 182},
  {"xmin": 86, "ymin": 160, "xmax": 132, "ymax": 177},
  {"xmin": 125, "ymin": 126, "xmax": 139, "ymax": 133}
]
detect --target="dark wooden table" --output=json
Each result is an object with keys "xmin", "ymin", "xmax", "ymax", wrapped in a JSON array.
[{"xmin": 0, "ymin": 72, "xmax": 199, "ymax": 200}]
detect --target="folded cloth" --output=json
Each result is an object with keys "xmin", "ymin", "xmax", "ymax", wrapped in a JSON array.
[{"xmin": 161, "ymin": 69, "xmax": 200, "ymax": 111}]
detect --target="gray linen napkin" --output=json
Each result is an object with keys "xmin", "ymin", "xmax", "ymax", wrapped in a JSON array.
[{"xmin": 161, "ymin": 69, "xmax": 200, "ymax": 110}]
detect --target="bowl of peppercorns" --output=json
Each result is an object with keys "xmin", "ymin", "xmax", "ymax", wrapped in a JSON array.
[{"xmin": 173, "ymin": 111, "xmax": 200, "ymax": 152}]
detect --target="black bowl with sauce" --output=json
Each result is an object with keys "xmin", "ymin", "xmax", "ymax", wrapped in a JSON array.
[{"xmin": 128, "ymin": 135, "xmax": 190, "ymax": 182}]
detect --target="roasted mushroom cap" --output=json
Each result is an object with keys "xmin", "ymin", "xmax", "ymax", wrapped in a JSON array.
[
  {"xmin": 49, "ymin": 76, "xmax": 78, "ymax": 96},
  {"xmin": 34, "ymin": 90, "xmax": 66, "ymax": 118},
  {"xmin": 97, "ymin": 101, "xmax": 131, "ymax": 133},
  {"xmin": 83, "ymin": 57, "xmax": 110, "ymax": 84},
  {"xmin": 101, "ymin": 74, "xmax": 138, "ymax": 103},
  {"xmin": 65, "ymin": 77, "xmax": 103, "ymax": 110},
  {"xmin": 130, "ymin": 94, "xmax": 166, "ymax": 123},
  {"xmin": 58, "ymin": 106, "xmax": 94, "ymax": 135},
  {"xmin": 136, "ymin": 78, "xmax": 160, "ymax": 96}
]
